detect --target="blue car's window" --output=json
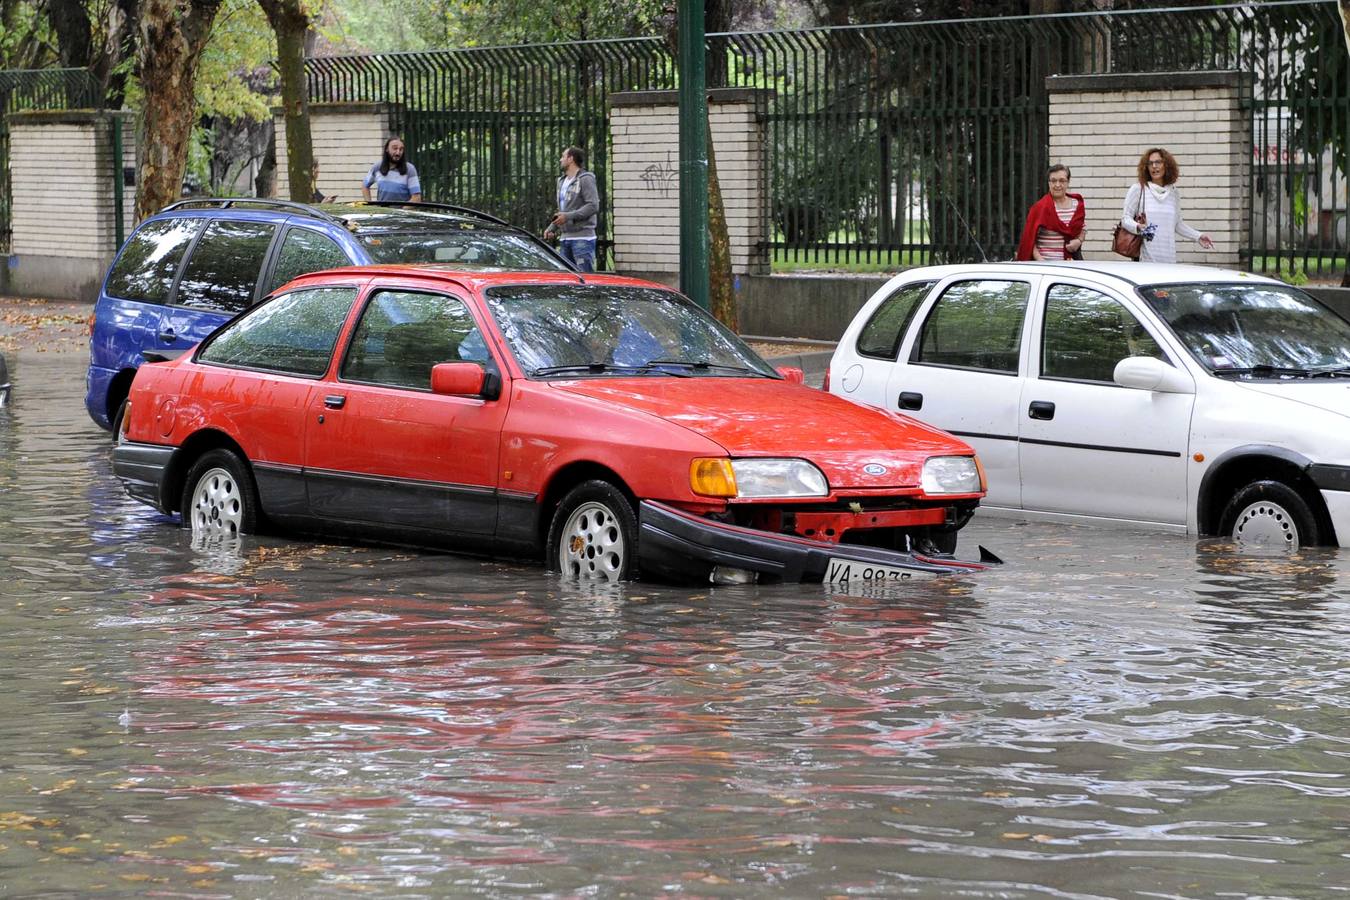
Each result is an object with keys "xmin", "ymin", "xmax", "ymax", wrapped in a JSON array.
[
  {"xmin": 341, "ymin": 290, "xmax": 488, "ymax": 390},
  {"xmin": 266, "ymin": 227, "xmax": 350, "ymax": 294},
  {"xmin": 912, "ymin": 280, "xmax": 1030, "ymax": 374},
  {"xmin": 104, "ymin": 217, "xmax": 202, "ymax": 304},
  {"xmin": 175, "ymin": 220, "xmax": 277, "ymax": 313},
  {"xmin": 485, "ymin": 284, "xmax": 776, "ymax": 378},
  {"xmin": 197, "ymin": 287, "xmax": 358, "ymax": 377},
  {"xmin": 358, "ymin": 231, "xmax": 567, "ymax": 270}
]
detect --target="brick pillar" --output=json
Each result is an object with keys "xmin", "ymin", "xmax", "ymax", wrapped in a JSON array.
[
  {"xmin": 609, "ymin": 88, "xmax": 771, "ymax": 278},
  {"xmin": 1047, "ymin": 72, "xmax": 1250, "ymax": 268},
  {"xmin": 5, "ymin": 110, "xmax": 137, "ymax": 301},
  {"xmin": 273, "ymin": 102, "xmax": 395, "ymax": 202}
]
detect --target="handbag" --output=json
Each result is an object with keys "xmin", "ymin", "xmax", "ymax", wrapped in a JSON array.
[{"xmin": 1111, "ymin": 186, "xmax": 1146, "ymax": 260}]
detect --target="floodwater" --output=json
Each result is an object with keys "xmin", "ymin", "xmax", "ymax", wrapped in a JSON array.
[{"xmin": 2, "ymin": 349, "xmax": 1349, "ymax": 898}]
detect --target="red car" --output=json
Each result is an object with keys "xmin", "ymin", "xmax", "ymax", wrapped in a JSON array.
[{"xmin": 112, "ymin": 267, "xmax": 995, "ymax": 584}]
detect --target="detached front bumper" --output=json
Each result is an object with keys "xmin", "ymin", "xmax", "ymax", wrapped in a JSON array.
[{"xmin": 638, "ymin": 500, "xmax": 998, "ymax": 584}]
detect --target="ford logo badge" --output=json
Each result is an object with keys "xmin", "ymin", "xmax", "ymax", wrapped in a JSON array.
[{"xmin": 863, "ymin": 464, "xmax": 887, "ymax": 476}]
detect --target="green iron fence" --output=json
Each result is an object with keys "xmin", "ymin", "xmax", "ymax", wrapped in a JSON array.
[
  {"xmin": 306, "ymin": 0, "xmax": 1347, "ymax": 275},
  {"xmin": 0, "ymin": 68, "xmax": 101, "ymax": 253}
]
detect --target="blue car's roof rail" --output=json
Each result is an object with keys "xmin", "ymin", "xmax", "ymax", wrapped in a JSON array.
[
  {"xmin": 158, "ymin": 198, "xmax": 345, "ymax": 225},
  {"xmin": 361, "ymin": 200, "xmax": 510, "ymax": 227}
]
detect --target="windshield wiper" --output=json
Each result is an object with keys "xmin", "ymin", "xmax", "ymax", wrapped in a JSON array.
[
  {"xmin": 1308, "ymin": 365, "xmax": 1350, "ymax": 379},
  {"xmin": 530, "ymin": 363, "xmax": 681, "ymax": 378},
  {"xmin": 1212, "ymin": 364, "xmax": 1312, "ymax": 379},
  {"xmin": 642, "ymin": 359, "xmax": 774, "ymax": 378}
]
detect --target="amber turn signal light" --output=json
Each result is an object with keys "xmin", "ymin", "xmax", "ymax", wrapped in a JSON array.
[{"xmin": 690, "ymin": 457, "xmax": 737, "ymax": 497}]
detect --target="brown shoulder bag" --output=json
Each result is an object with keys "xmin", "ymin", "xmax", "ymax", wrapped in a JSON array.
[{"xmin": 1111, "ymin": 186, "xmax": 1145, "ymax": 260}]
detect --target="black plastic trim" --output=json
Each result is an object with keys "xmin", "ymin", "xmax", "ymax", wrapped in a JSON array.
[
  {"xmin": 1308, "ymin": 464, "xmax": 1350, "ymax": 493},
  {"xmin": 111, "ymin": 441, "xmax": 176, "ymax": 512}
]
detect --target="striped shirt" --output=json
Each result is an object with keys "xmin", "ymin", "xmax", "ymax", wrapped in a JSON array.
[{"xmin": 1035, "ymin": 202, "xmax": 1078, "ymax": 260}]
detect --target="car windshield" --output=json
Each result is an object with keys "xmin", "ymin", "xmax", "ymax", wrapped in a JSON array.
[
  {"xmin": 358, "ymin": 230, "xmax": 569, "ymax": 271},
  {"xmin": 1140, "ymin": 282, "xmax": 1350, "ymax": 376},
  {"xmin": 484, "ymin": 284, "xmax": 779, "ymax": 378}
]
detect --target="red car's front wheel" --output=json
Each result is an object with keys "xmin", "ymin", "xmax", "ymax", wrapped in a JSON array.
[{"xmin": 548, "ymin": 480, "xmax": 638, "ymax": 582}]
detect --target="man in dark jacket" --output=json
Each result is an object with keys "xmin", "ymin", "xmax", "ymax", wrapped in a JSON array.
[{"xmin": 545, "ymin": 146, "xmax": 600, "ymax": 272}]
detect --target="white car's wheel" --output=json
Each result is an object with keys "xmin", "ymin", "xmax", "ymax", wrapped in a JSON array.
[
  {"xmin": 1219, "ymin": 480, "xmax": 1320, "ymax": 550},
  {"xmin": 547, "ymin": 480, "xmax": 638, "ymax": 581}
]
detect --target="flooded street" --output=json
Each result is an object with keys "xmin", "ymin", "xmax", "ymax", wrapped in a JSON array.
[{"xmin": 2, "ymin": 346, "xmax": 1348, "ymax": 897}]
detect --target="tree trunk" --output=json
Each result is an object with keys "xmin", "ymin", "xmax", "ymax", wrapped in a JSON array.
[
  {"xmin": 706, "ymin": 117, "xmax": 737, "ymax": 331},
  {"xmin": 102, "ymin": 0, "xmax": 139, "ymax": 110},
  {"xmin": 705, "ymin": 1, "xmax": 737, "ymax": 330},
  {"xmin": 46, "ymin": 0, "xmax": 92, "ymax": 68},
  {"xmin": 257, "ymin": 0, "xmax": 314, "ymax": 203},
  {"xmin": 135, "ymin": 0, "xmax": 223, "ymax": 221}
]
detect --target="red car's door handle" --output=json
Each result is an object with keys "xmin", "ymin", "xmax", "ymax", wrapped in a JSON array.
[{"xmin": 323, "ymin": 394, "xmax": 347, "ymax": 409}]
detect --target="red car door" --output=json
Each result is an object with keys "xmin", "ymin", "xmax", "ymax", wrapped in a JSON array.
[{"xmin": 302, "ymin": 285, "xmax": 510, "ymax": 535}]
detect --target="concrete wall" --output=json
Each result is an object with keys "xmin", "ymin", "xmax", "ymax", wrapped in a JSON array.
[
  {"xmin": 274, "ymin": 103, "xmax": 394, "ymax": 202},
  {"xmin": 1047, "ymin": 72, "xmax": 1250, "ymax": 268},
  {"xmin": 609, "ymin": 89, "xmax": 770, "ymax": 276},
  {"xmin": 5, "ymin": 110, "xmax": 136, "ymax": 301}
]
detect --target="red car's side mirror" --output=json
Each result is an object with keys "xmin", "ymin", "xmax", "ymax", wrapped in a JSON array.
[
  {"xmin": 431, "ymin": 362, "xmax": 487, "ymax": 396},
  {"xmin": 776, "ymin": 366, "xmax": 805, "ymax": 385}
]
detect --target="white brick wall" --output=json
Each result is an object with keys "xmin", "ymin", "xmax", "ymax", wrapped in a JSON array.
[
  {"xmin": 1048, "ymin": 84, "xmax": 1249, "ymax": 267},
  {"xmin": 275, "ymin": 104, "xmax": 393, "ymax": 202},
  {"xmin": 9, "ymin": 112, "xmax": 137, "ymax": 257},
  {"xmin": 610, "ymin": 96, "xmax": 769, "ymax": 276}
]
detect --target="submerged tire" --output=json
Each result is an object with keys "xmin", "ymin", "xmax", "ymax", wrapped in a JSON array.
[
  {"xmin": 1218, "ymin": 479, "xmax": 1320, "ymax": 551},
  {"xmin": 180, "ymin": 448, "xmax": 260, "ymax": 539},
  {"xmin": 547, "ymin": 480, "xmax": 638, "ymax": 582}
]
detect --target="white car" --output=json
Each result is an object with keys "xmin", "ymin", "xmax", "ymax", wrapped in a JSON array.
[{"xmin": 828, "ymin": 261, "xmax": 1350, "ymax": 549}]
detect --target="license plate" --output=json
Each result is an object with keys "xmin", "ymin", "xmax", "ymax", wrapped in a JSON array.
[{"xmin": 824, "ymin": 558, "xmax": 935, "ymax": 583}]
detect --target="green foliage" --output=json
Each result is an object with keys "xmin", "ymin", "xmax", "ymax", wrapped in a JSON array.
[
  {"xmin": 0, "ymin": 0, "xmax": 57, "ymax": 69},
  {"xmin": 197, "ymin": 0, "xmax": 274, "ymax": 122}
]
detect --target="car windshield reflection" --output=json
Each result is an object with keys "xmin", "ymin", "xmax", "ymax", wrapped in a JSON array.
[
  {"xmin": 1141, "ymin": 282, "xmax": 1350, "ymax": 377},
  {"xmin": 485, "ymin": 284, "xmax": 779, "ymax": 378}
]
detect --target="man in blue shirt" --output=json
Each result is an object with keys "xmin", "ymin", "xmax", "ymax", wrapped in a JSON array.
[{"xmin": 362, "ymin": 137, "xmax": 422, "ymax": 203}]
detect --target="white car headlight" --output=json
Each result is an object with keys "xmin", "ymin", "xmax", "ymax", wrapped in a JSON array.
[
  {"xmin": 921, "ymin": 456, "xmax": 982, "ymax": 495},
  {"xmin": 730, "ymin": 458, "xmax": 829, "ymax": 498}
]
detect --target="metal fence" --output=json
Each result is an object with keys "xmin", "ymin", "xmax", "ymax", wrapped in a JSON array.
[
  {"xmin": 0, "ymin": 68, "xmax": 101, "ymax": 253},
  {"xmin": 299, "ymin": 1, "xmax": 1341, "ymax": 276}
]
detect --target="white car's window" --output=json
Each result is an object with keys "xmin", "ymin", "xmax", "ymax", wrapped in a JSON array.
[
  {"xmin": 1141, "ymin": 282, "xmax": 1350, "ymax": 377},
  {"xmin": 197, "ymin": 287, "xmax": 358, "ymax": 377},
  {"xmin": 912, "ymin": 279, "xmax": 1030, "ymax": 374},
  {"xmin": 341, "ymin": 290, "xmax": 489, "ymax": 391},
  {"xmin": 1041, "ymin": 284, "xmax": 1164, "ymax": 383},
  {"xmin": 855, "ymin": 280, "xmax": 933, "ymax": 360}
]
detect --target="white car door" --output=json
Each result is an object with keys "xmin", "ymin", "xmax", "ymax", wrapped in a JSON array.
[
  {"xmin": 1017, "ymin": 278, "xmax": 1195, "ymax": 525},
  {"xmin": 884, "ymin": 275, "xmax": 1039, "ymax": 510}
]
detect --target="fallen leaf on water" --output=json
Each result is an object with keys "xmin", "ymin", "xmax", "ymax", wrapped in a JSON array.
[
  {"xmin": 638, "ymin": 807, "xmax": 663, "ymax": 815},
  {"xmin": 185, "ymin": 865, "xmax": 215, "ymax": 874},
  {"xmin": 1002, "ymin": 832, "xmax": 1030, "ymax": 840},
  {"xmin": 65, "ymin": 749, "xmax": 87, "ymax": 757}
]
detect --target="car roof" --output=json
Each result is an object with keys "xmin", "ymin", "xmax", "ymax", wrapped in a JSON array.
[
  {"xmin": 280, "ymin": 265, "xmax": 674, "ymax": 294},
  {"xmin": 151, "ymin": 198, "xmax": 529, "ymax": 236},
  {"xmin": 895, "ymin": 261, "xmax": 1285, "ymax": 290}
]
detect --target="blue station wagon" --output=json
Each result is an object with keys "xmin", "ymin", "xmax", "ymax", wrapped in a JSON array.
[{"xmin": 85, "ymin": 199, "xmax": 572, "ymax": 432}]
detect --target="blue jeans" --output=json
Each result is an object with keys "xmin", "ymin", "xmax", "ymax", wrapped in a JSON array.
[{"xmin": 560, "ymin": 238, "xmax": 596, "ymax": 273}]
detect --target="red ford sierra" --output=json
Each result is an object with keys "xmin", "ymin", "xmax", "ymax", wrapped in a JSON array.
[{"xmin": 112, "ymin": 267, "xmax": 996, "ymax": 584}]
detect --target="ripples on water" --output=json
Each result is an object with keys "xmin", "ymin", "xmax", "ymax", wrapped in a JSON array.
[{"xmin": 1, "ymin": 351, "xmax": 1347, "ymax": 897}]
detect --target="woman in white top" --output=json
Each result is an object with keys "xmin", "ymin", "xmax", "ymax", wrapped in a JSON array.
[{"xmin": 1120, "ymin": 147, "xmax": 1214, "ymax": 263}]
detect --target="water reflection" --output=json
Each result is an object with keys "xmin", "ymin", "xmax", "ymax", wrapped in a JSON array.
[{"xmin": 1, "ymin": 349, "xmax": 1348, "ymax": 896}]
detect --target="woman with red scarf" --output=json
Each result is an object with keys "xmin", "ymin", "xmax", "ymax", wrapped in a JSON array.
[{"xmin": 1016, "ymin": 164, "xmax": 1085, "ymax": 261}]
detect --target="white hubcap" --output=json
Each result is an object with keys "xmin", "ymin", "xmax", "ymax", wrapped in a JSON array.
[
  {"xmin": 189, "ymin": 467, "xmax": 243, "ymax": 538},
  {"xmin": 1231, "ymin": 501, "xmax": 1297, "ymax": 551},
  {"xmin": 559, "ymin": 501, "xmax": 626, "ymax": 581}
]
